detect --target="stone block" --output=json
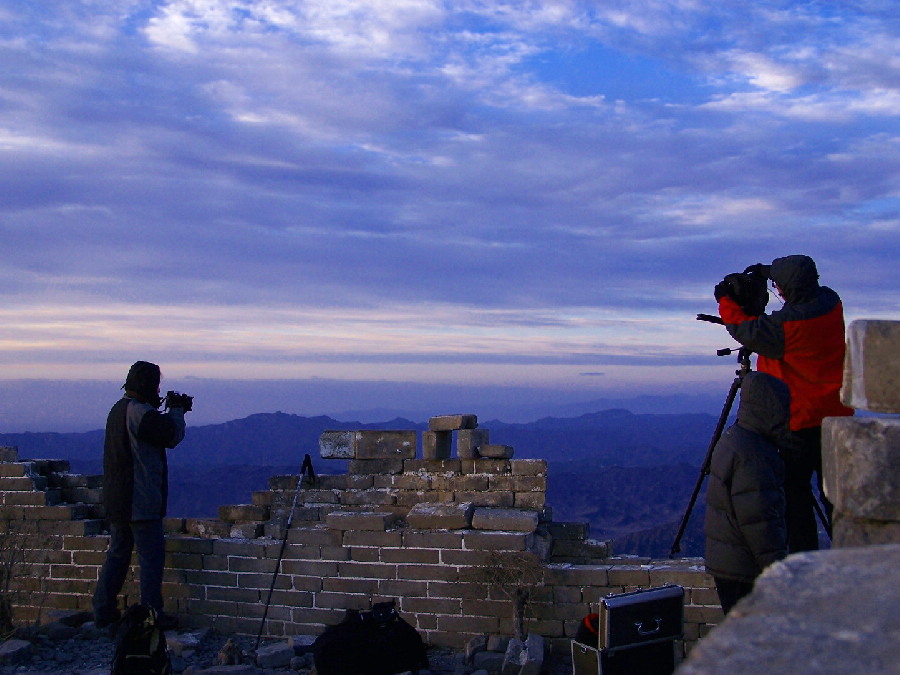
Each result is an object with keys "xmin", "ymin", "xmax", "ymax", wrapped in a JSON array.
[
  {"xmin": 230, "ymin": 522, "xmax": 264, "ymax": 539},
  {"xmin": 316, "ymin": 474, "xmax": 350, "ymax": 490},
  {"xmin": 407, "ymin": 502, "xmax": 474, "ymax": 530},
  {"xmin": 53, "ymin": 473, "xmax": 103, "ymax": 489},
  {"xmin": 0, "ymin": 639, "xmax": 32, "ymax": 665},
  {"xmin": 676, "ymin": 545, "xmax": 900, "ymax": 675},
  {"xmin": 163, "ymin": 517, "xmax": 186, "ymax": 534},
  {"xmin": 340, "ymin": 489, "xmax": 396, "ymax": 506},
  {"xmin": 503, "ymin": 634, "xmax": 545, "ymax": 675},
  {"xmin": 510, "ymin": 459, "xmax": 547, "ymax": 476},
  {"xmin": 404, "ymin": 459, "xmax": 462, "ymax": 473},
  {"xmin": 320, "ymin": 430, "xmax": 416, "ymax": 460},
  {"xmin": 842, "ymin": 319, "xmax": 900, "ymax": 413},
  {"xmin": 185, "ymin": 519, "xmax": 231, "ymax": 538},
  {"xmin": 479, "ymin": 444, "xmax": 514, "ymax": 459},
  {"xmin": 0, "ymin": 446, "xmax": 19, "ymax": 462},
  {"xmin": 217, "ymin": 504, "xmax": 269, "ymax": 522},
  {"xmin": 471, "ymin": 507, "xmax": 539, "ymax": 533},
  {"xmin": 325, "ymin": 510, "xmax": 396, "ymax": 531},
  {"xmin": 256, "ymin": 642, "xmax": 295, "ymax": 669},
  {"xmin": 822, "ymin": 417, "xmax": 900, "ymax": 522},
  {"xmin": 463, "ymin": 530, "xmax": 531, "ymax": 551},
  {"xmin": 546, "ymin": 521, "xmax": 590, "ymax": 540},
  {"xmin": 32, "ymin": 459, "xmax": 70, "ymax": 474},
  {"xmin": 461, "ymin": 459, "xmax": 510, "ymax": 474},
  {"xmin": 0, "ymin": 463, "xmax": 33, "ymax": 478},
  {"xmin": 356, "ymin": 430, "xmax": 417, "ymax": 459},
  {"xmin": 319, "ymin": 430, "xmax": 356, "ymax": 459},
  {"xmin": 457, "ymin": 490, "xmax": 515, "ymax": 508},
  {"xmin": 832, "ymin": 517, "xmax": 900, "ymax": 548},
  {"xmin": 190, "ymin": 665, "xmax": 257, "ymax": 675},
  {"xmin": 429, "ymin": 414, "xmax": 478, "ymax": 431},
  {"xmin": 62, "ymin": 487, "xmax": 103, "ymax": 503},
  {"xmin": 458, "ymin": 429, "xmax": 490, "ymax": 459},
  {"xmin": 0, "ymin": 476, "xmax": 44, "ymax": 491},
  {"xmin": 515, "ymin": 491, "xmax": 547, "ymax": 510},
  {"xmin": 423, "ymin": 430, "xmax": 452, "ymax": 460},
  {"xmin": 349, "ymin": 458, "xmax": 405, "ymax": 475}
]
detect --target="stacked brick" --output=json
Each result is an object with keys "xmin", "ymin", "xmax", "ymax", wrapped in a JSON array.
[
  {"xmin": 0, "ymin": 448, "xmax": 107, "ymax": 623},
  {"xmin": 0, "ymin": 412, "xmax": 724, "ymax": 659},
  {"xmin": 824, "ymin": 319, "xmax": 900, "ymax": 547}
]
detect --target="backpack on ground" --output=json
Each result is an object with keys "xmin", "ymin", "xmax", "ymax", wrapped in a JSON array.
[
  {"xmin": 312, "ymin": 600, "xmax": 429, "ymax": 675},
  {"xmin": 111, "ymin": 604, "xmax": 172, "ymax": 675}
]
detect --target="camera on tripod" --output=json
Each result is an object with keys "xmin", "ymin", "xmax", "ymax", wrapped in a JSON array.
[
  {"xmin": 164, "ymin": 390, "xmax": 193, "ymax": 412},
  {"xmin": 714, "ymin": 263, "xmax": 770, "ymax": 317}
]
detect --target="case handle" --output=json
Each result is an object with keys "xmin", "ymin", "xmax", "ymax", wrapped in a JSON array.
[{"xmin": 634, "ymin": 616, "xmax": 662, "ymax": 636}]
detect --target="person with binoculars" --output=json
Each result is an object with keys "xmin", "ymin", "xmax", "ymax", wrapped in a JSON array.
[
  {"xmin": 715, "ymin": 254, "xmax": 853, "ymax": 553},
  {"xmin": 93, "ymin": 361, "xmax": 193, "ymax": 632}
]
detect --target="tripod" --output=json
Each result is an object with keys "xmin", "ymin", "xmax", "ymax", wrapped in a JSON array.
[
  {"xmin": 669, "ymin": 333, "xmax": 832, "ymax": 557},
  {"xmin": 669, "ymin": 344, "xmax": 752, "ymax": 558}
]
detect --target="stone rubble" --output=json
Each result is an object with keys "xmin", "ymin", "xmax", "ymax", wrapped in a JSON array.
[{"xmin": 0, "ymin": 611, "xmax": 574, "ymax": 675}]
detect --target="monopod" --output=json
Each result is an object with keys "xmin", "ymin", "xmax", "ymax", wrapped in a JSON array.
[{"xmin": 255, "ymin": 453, "xmax": 317, "ymax": 650}]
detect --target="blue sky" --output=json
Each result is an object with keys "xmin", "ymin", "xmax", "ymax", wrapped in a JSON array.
[{"xmin": 1, "ymin": 1, "xmax": 898, "ymax": 430}]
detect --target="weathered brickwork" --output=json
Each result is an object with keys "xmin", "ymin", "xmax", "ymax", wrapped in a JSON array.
[{"xmin": 0, "ymin": 415, "xmax": 723, "ymax": 660}]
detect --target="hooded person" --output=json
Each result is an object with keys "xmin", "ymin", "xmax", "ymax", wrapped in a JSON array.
[
  {"xmin": 716, "ymin": 254, "xmax": 853, "ymax": 552},
  {"xmin": 704, "ymin": 371, "xmax": 790, "ymax": 615},
  {"xmin": 92, "ymin": 361, "xmax": 188, "ymax": 632}
]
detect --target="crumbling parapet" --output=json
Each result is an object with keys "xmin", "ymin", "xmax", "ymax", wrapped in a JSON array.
[{"xmin": 1, "ymin": 414, "xmax": 721, "ymax": 656}]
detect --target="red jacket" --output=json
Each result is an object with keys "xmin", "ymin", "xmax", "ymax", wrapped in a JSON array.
[{"xmin": 719, "ymin": 255, "xmax": 853, "ymax": 431}]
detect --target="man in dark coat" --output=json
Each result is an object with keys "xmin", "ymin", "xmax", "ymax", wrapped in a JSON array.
[
  {"xmin": 92, "ymin": 361, "xmax": 188, "ymax": 630},
  {"xmin": 705, "ymin": 371, "xmax": 789, "ymax": 615},
  {"xmin": 717, "ymin": 254, "xmax": 853, "ymax": 551}
]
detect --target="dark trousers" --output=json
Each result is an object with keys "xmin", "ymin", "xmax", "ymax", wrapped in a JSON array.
[
  {"xmin": 783, "ymin": 427, "xmax": 830, "ymax": 553},
  {"xmin": 92, "ymin": 520, "xmax": 166, "ymax": 622},
  {"xmin": 714, "ymin": 577, "xmax": 754, "ymax": 615}
]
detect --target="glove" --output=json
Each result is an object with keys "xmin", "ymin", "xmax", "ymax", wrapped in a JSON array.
[{"xmin": 714, "ymin": 278, "xmax": 731, "ymax": 302}]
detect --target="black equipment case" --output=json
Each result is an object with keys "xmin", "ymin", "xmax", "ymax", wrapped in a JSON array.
[{"xmin": 571, "ymin": 585, "xmax": 684, "ymax": 675}]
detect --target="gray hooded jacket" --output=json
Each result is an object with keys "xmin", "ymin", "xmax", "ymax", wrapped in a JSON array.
[
  {"xmin": 704, "ymin": 371, "xmax": 789, "ymax": 582},
  {"xmin": 103, "ymin": 362, "xmax": 186, "ymax": 523}
]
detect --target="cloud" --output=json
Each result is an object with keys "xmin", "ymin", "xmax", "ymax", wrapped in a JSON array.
[{"xmin": 0, "ymin": 1, "xmax": 897, "ymax": 396}]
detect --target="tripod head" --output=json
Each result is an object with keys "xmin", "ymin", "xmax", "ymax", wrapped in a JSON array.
[
  {"xmin": 696, "ymin": 312, "xmax": 753, "ymax": 374},
  {"xmin": 719, "ymin": 345, "xmax": 753, "ymax": 376}
]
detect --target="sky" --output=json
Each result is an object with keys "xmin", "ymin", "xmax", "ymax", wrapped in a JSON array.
[{"xmin": 1, "ymin": 1, "xmax": 898, "ymax": 431}]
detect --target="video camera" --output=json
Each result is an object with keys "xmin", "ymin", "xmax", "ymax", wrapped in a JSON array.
[
  {"xmin": 164, "ymin": 390, "xmax": 193, "ymax": 412},
  {"xmin": 714, "ymin": 263, "xmax": 770, "ymax": 316}
]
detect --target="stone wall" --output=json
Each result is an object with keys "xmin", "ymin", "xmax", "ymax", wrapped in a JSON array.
[
  {"xmin": 0, "ymin": 413, "xmax": 724, "ymax": 660},
  {"xmin": 824, "ymin": 319, "xmax": 900, "ymax": 547}
]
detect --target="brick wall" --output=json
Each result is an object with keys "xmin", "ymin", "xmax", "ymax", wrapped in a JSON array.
[{"xmin": 0, "ymin": 414, "xmax": 722, "ymax": 658}]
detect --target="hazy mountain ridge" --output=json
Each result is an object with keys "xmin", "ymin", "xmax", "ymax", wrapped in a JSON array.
[
  {"xmin": 1, "ymin": 408, "xmax": 717, "ymax": 467},
  {"xmin": 1, "ymin": 409, "xmax": 719, "ymax": 558}
]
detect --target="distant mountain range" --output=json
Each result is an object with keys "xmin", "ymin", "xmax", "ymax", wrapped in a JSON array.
[{"xmin": 0, "ymin": 409, "xmax": 720, "ymax": 558}]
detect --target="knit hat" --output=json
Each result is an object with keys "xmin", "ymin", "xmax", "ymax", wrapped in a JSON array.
[{"xmin": 122, "ymin": 361, "xmax": 161, "ymax": 405}]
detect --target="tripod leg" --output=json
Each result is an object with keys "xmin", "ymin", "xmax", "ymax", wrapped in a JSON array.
[
  {"xmin": 255, "ymin": 455, "xmax": 313, "ymax": 650},
  {"xmin": 669, "ymin": 375, "xmax": 742, "ymax": 558}
]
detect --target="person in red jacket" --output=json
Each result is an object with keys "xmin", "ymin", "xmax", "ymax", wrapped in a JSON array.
[{"xmin": 716, "ymin": 255, "xmax": 853, "ymax": 552}]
